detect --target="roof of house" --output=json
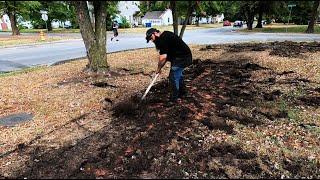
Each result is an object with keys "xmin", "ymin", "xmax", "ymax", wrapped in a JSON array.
[{"xmin": 142, "ymin": 11, "xmax": 165, "ymax": 19}]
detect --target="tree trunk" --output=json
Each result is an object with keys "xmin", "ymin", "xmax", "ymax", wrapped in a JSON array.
[
  {"xmin": 6, "ymin": 1, "xmax": 20, "ymax": 36},
  {"xmin": 170, "ymin": 1, "xmax": 178, "ymax": 36},
  {"xmin": 147, "ymin": 1, "xmax": 150, "ymax": 11},
  {"xmin": 196, "ymin": 16, "xmax": 200, "ymax": 26},
  {"xmin": 306, "ymin": 1, "xmax": 320, "ymax": 33},
  {"xmin": 47, "ymin": 18, "xmax": 53, "ymax": 31},
  {"xmin": 255, "ymin": 2, "xmax": 263, "ymax": 28},
  {"xmin": 247, "ymin": 16, "xmax": 254, "ymax": 30},
  {"xmin": 92, "ymin": 1, "xmax": 107, "ymax": 71},
  {"xmin": 246, "ymin": 8, "xmax": 255, "ymax": 30},
  {"xmin": 73, "ymin": 1, "xmax": 108, "ymax": 72},
  {"xmin": 179, "ymin": 1, "xmax": 194, "ymax": 39}
]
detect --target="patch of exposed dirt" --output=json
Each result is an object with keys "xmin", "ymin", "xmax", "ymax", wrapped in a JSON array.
[{"xmin": 223, "ymin": 41, "xmax": 320, "ymax": 58}]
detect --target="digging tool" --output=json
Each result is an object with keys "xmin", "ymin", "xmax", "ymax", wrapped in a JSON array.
[{"xmin": 141, "ymin": 73, "xmax": 159, "ymax": 100}]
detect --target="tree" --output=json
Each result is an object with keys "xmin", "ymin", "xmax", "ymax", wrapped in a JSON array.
[
  {"xmin": 290, "ymin": 1, "xmax": 314, "ymax": 25},
  {"xmin": 0, "ymin": 1, "xmax": 42, "ymax": 35},
  {"xmin": 4, "ymin": 1, "xmax": 20, "ymax": 35},
  {"xmin": 73, "ymin": 1, "xmax": 108, "ymax": 72},
  {"xmin": 32, "ymin": 1, "xmax": 71, "ymax": 31},
  {"xmin": 264, "ymin": 1, "xmax": 287, "ymax": 24},
  {"xmin": 106, "ymin": 1, "xmax": 118, "ymax": 31},
  {"xmin": 202, "ymin": 1, "xmax": 221, "ymax": 18},
  {"xmin": 306, "ymin": 1, "xmax": 320, "ymax": 33},
  {"xmin": 170, "ymin": 1, "xmax": 205, "ymax": 38},
  {"xmin": 170, "ymin": 1, "xmax": 179, "ymax": 36},
  {"xmin": 239, "ymin": 1, "xmax": 259, "ymax": 30},
  {"xmin": 139, "ymin": 1, "xmax": 166, "ymax": 14},
  {"xmin": 179, "ymin": 1, "xmax": 194, "ymax": 38},
  {"xmin": 255, "ymin": 1, "xmax": 266, "ymax": 28},
  {"xmin": 218, "ymin": 1, "xmax": 241, "ymax": 22}
]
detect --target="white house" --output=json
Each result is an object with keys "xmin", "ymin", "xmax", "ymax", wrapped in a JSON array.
[
  {"xmin": 142, "ymin": 9, "xmax": 173, "ymax": 27},
  {"xmin": 0, "ymin": 14, "xmax": 11, "ymax": 31},
  {"xmin": 191, "ymin": 13, "xmax": 224, "ymax": 24},
  {"xmin": 213, "ymin": 13, "xmax": 224, "ymax": 23},
  {"xmin": 116, "ymin": 1, "xmax": 140, "ymax": 26}
]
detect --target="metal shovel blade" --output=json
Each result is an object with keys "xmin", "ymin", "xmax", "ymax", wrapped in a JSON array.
[{"xmin": 141, "ymin": 73, "xmax": 159, "ymax": 100}]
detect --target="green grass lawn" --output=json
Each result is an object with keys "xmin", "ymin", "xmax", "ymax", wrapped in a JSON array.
[
  {"xmin": 240, "ymin": 24, "xmax": 320, "ymax": 34},
  {"xmin": 19, "ymin": 28, "xmax": 80, "ymax": 33}
]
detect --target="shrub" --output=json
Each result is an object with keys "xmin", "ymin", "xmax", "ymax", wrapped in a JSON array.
[{"xmin": 119, "ymin": 16, "xmax": 131, "ymax": 28}]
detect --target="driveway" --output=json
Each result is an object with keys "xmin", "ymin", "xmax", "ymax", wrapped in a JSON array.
[{"xmin": 1, "ymin": 26, "xmax": 320, "ymax": 72}]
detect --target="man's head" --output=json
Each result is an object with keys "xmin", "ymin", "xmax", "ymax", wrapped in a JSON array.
[{"xmin": 146, "ymin": 28, "xmax": 160, "ymax": 43}]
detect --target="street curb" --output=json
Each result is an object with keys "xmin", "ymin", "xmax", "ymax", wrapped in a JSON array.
[{"xmin": 50, "ymin": 56, "xmax": 87, "ymax": 66}]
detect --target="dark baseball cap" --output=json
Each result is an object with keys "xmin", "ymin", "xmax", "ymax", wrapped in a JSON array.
[{"xmin": 146, "ymin": 28, "xmax": 158, "ymax": 43}]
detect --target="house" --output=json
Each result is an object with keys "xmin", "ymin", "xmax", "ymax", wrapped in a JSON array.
[
  {"xmin": 0, "ymin": 14, "xmax": 11, "ymax": 31},
  {"xmin": 212, "ymin": 13, "xmax": 224, "ymax": 23},
  {"xmin": 191, "ymin": 13, "xmax": 224, "ymax": 24},
  {"xmin": 51, "ymin": 20, "xmax": 71, "ymax": 29},
  {"xmin": 116, "ymin": 1, "xmax": 141, "ymax": 27},
  {"xmin": 142, "ymin": 9, "xmax": 173, "ymax": 27}
]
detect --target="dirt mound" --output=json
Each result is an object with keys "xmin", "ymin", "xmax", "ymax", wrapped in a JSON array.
[
  {"xmin": 199, "ymin": 41, "xmax": 320, "ymax": 58},
  {"xmin": 98, "ymin": 57, "xmax": 318, "ymax": 178}
]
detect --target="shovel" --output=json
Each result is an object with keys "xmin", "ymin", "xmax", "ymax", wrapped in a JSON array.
[
  {"xmin": 112, "ymin": 73, "xmax": 159, "ymax": 116},
  {"xmin": 141, "ymin": 73, "xmax": 159, "ymax": 100}
]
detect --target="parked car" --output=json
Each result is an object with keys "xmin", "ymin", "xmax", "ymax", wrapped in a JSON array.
[
  {"xmin": 64, "ymin": 24, "xmax": 72, "ymax": 29},
  {"xmin": 233, "ymin": 20, "xmax": 243, "ymax": 27},
  {"xmin": 223, "ymin": 20, "xmax": 231, "ymax": 26},
  {"xmin": 20, "ymin": 21, "xmax": 33, "ymax": 29}
]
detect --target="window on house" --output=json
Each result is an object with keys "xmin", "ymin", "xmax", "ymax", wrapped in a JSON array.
[{"xmin": 168, "ymin": 18, "xmax": 170, "ymax": 23}]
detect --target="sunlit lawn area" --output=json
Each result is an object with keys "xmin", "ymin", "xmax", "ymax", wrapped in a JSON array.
[
  {"xmin": 19, "ymin": 28, "xmax": 80, "ymax": 33},
  {"xmin": 240, "ymin": 23, "xmax": 320, "ymax": 34},
  {"xmin": 0, "ymin": 35, "xmax": 70, "ymax": 47}
]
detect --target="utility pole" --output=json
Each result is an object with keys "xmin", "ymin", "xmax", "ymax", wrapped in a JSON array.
[{"xmin": 286, "ymin": 4, "xmax": 296, "ymax": 33}]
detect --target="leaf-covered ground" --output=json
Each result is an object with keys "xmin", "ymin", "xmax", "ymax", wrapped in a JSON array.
[{"xmin": 0, "ymin": 41, "xmax": 319, "ymax": 178}]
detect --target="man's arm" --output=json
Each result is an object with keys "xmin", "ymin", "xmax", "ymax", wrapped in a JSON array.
[{"xmin": 157, "ymin": 54, "xmax": 167, "ymax": 74}]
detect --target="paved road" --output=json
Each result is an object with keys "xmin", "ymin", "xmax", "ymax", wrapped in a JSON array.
[
  {"xmin": 107, "ymin": 26, "xmax": 320, "ymax": 52},
  {"xmin": 1, "ymin": 26, "xmax": 320, "ymax": 72}
]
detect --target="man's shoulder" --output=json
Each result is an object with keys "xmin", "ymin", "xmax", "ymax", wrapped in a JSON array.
[{"xmin": 161, "ymin": 31, "xmax": 177, "ymax": 40}]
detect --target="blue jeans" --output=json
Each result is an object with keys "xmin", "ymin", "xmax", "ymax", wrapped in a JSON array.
[{"xmin": 169, "ymin": 66, "xmax": 185, "ymax": 100}]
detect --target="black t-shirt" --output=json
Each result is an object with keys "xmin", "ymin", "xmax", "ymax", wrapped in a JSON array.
[{"xmin": 154, "ymin": 31, "xmax": 192, "ymax": 67}]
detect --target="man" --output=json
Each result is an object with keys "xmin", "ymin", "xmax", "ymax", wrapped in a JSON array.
[
  {"xmin": 111, "ymin": 21, "xmax": 119, "ymax": 41},
  {"xmin": 146, "ymin": 28, "xmax": 192, "ymax": 102}
]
